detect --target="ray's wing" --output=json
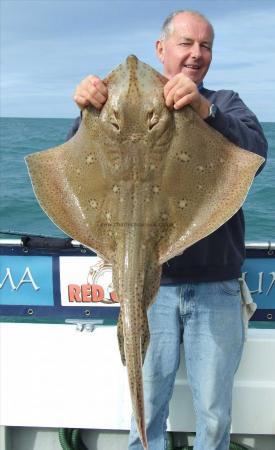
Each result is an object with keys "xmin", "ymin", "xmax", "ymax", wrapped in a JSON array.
[
  {"xmin": 159, "ymin": 106, "xmax": 265, "ymax": 264},
  {"xmin": 25, "ymin": 108, "xmax": 117, "ymax": 261}
]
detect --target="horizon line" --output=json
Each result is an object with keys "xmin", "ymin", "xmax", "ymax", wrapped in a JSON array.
[{"xmin": 0, "ymin": 116, "xmax": 274, "ymax": 124}]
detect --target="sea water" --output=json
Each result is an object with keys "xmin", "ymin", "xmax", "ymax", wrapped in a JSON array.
[{"xmin": 0, "ymin": 117, "xmax": 274, "ymax": 241}]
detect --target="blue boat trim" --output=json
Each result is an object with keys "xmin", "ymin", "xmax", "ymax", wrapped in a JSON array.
[
  {"xmin": 0, "ymin": 240, "xmax": 274, "ymax": 326},
  {"xmin": 53, "ymin": 256, "xmax": 61, "ymax": 307}
]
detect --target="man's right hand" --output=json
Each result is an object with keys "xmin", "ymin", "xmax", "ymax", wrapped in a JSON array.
[{"xmin": 73, "ymin": 75, "xmax": 108, "ymax": 110}]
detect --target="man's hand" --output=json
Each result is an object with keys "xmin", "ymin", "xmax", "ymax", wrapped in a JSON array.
[
  {"xmin": 164, "ymin": 73, "xmax": 211, "ymax": 119},
  {"xmin": 73, "ymin": 75, "xmax": 108, "ymax": 110}
]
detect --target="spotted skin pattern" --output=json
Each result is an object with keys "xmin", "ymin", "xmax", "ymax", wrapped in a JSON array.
[{"xmin": 25, "ymin": 56, "xmax": 264, "ymax": 449}]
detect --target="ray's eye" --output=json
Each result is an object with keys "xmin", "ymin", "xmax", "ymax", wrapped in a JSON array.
[
  {"xmin": 110, "ymin": 109, "xmax": 120, "ymax": 131},
  {"xmin": 110, "ymin": 120, "xmax": 120, "ymax": 131},
  {"xmin": 148, "ymin": 110, "xmax": 159, "ymax": 131}
]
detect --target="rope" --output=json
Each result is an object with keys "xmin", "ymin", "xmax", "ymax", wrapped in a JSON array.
[
  {"xmin": 58, "ymin": 429, "xmax": 71, "ymax": 450},
  {"xmin": 58, "ymin": 429, "xmax": 249, "ymax": 449},
  {"xmin": 229, "ymin": 442, "xmax": 249, "ymax": 450},
  {"xmin": 0, "ymin": 230, "xmax": 55, "ymax": 238},
  {"xmin": 58, "ymin": 428, "xmax": 88, "ymax": 450},
  {"xmin": 167, "ymin": 432, "xmax": 249, "ymax": 450}
]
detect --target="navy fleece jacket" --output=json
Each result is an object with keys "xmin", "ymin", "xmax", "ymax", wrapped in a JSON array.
[{"xmin": 67, "ymin": 87, "xmax": 268, "ymax": 283}]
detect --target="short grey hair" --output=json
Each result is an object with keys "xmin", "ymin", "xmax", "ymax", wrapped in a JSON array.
[{"xmin": 160, "ymin": 10, "xmax": 214, "ymax": 42}]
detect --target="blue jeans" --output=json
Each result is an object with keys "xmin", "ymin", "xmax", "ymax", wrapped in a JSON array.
[{"xmin": 128, "ymin": 280, "xmax": 244, "ymax": 450}]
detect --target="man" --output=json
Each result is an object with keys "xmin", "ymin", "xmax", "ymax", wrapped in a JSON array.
[{"xmin": 69, "ymin": 10, "xmax": 267, "ymax": 450}]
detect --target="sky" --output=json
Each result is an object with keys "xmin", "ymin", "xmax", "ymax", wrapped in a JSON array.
[{"xmin": 1, "ymin": 0, "xmax": 275, "ymax": 121}]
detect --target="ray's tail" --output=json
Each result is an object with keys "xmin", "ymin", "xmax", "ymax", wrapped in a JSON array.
[
  {"xmin": 117, "ymin": 304, "xmax": 149, "ymax": 449},
  {"xmin": 113, "ymin": 228, "xmax": 161, "ymax": 449}
]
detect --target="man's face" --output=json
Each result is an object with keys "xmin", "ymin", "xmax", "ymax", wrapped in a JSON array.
[{"xmin": 156, "ymin": 13, "xmax": 213, "ymax": 84}]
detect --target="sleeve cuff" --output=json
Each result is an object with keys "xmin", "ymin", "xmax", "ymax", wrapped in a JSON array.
[{"xmin": 204, "ymin": 106, "xmax": 229, "ymax": 135}]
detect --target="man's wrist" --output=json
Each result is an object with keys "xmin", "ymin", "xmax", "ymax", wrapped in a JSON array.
[{"xmin": 198, "ymin": 97, "xmax": 211, "ymax": 119}]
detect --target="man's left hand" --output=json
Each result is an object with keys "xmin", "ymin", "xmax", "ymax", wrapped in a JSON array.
[{"xmin": 164, "ymin": 73, "xmax": 211, "ymax": 119}]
